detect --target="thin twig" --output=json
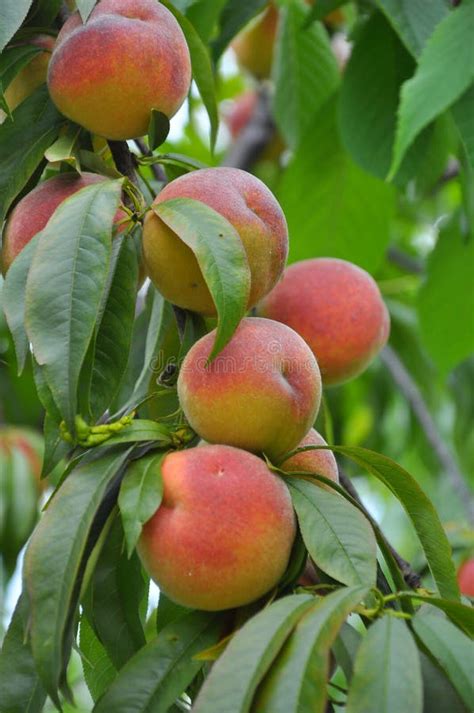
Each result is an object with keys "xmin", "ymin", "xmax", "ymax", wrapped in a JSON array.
[
  {"xmin": 386, "ymin": 247, "xmax": 423, "ymax": 274},
  {"xmin": 339, "ymin": 469, "xmax": 422, "ymax": 590},
  {"xmin": 380, "ymin": 345, "xmax": 473, "ymax": 521},
  {"xmin": 134, "ymin": 138, "xmax": 167, "ymax": 183},
  {"xmin": 222, "ymin": 86, "xmax": 277, "ymax": 171},
  {"xmin": 108, "ymin": 140, "xmax": 139, "ymax": 185}
]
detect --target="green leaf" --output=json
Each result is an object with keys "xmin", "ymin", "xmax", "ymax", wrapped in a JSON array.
[
  {"xmin": 193, "ymin": 594, "xmax": 314, "ymax": 713},
  {"xmin": 418, "ymin": 219, "xmax": 474, "ymax": 373},
  {"xmin": 80, "ymin": 615, "xmax": 117, "ymax": 702},
  {"xmin": 288, "ymin": 478, "xmax": 377, "ymax": 587},
  {"xmin": 186, "ymin": 0, "xmax": 228, "ymax": 42},
  {"xmin": 420, "ymin": 650, "xmax": 470, "ymax": 713},
  {"xmin": 0, "ymin": 44, "xmax": 42, "ymax": 110},
  {"xmin": 161, "ymin": 0, "xmax": 219, "ymax": 151},
  {"xmin": 346, "ymin": 617, "xmax": 422, "ymax": 713},
  {"xmin": 83, "ymin": 515, "xmax": 147, "ymax": 670},
  {"xmin": 25, "ymin": 180, "xmax": 123, "ymax": 431},
  {"xmin": 156, "ymin": 591, "xmax": 193, "ymax": 633},
  {"xmin": 118, "ymin": 451, "xmax": 165, "ymax": 557},
  {"xmin": 44, "ymin": 124, "xmax": 82, "ymax": 170},
  {"xmin": 278, "ymin": 96, "xmax": 395, "ymax": 272},
  {"xmin": 0, "ymin": 85, "xmax": 63, "ymax": 223},
  {"xmin": 389, "ymin": 2, "xmax": 474, "ymax": 178},
  {"xmin": 212, "ymin": 0, "xmax": 268, "ymax": 60},
  {"xmin": 0, "ymin": 0, "xmax": 34, "ymax": 53},
  {"xmin": 305, "ymin": 0, "xmax": 346, "ymax": 24},
  {"xmin": 23, "ymin": 448, "xmax": 131, "ymax": 703},
  {"xmin": 273, "ymin": 1, "xmax": 339, "ymax": 150},
  {"xmin": 253, "ymin": 586, "xmax": 368, "ymax": 713},
  {"xmin": 76, "ymin": 0, "xmax": 96, "ymax": 22},
  {"xmin": 2, "ymin": 232, "xmax": 40, "ymax": 373},
  {"xmin": 413, "ymin": 613, "xmax": 474, "ymax": 709},
  {"xmin": 93, "ymin": 611, "xmax": 222, "ymax": 713},
  {"xmin": 148, "ymin": 109, "xmax": 170, "ymax": 151},
  {"xmin": 452, "ymin": 84, "xmax": 474, "ymax": 170},
  {"xmin": 395, "ymin": 593, "xmax": 474, "ymax": 638},
  {"xmin": 0, "ymin": 593, "xmax": 47, "ymax": 713},
  {"xmin": 339, "ymin": 12, "xmax": 415, "ymax": 179},
  {"xmin": 41, "ymin": 411, "xmax": 70, "ymax": 478},
  {"xmin": 330, "ymin": 446, "xmax": 460, "ymax": 601},
  {"xmin": 377, "ymin": 0, "xmax": 448, "ymax": 57},
  {"xmin": 153, "ymin": 197, "xmax": 251, "ymax": 360},
  {"xmin": 332, "ymin": 622, "xmax": 362, "ymax": 684},
  {"xmin": 88, "ymin": 234, "xmax": 139, "ymax": 421}
]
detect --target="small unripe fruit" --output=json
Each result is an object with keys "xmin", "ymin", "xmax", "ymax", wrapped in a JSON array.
[
  {"xmin": 138, "ymin": 445, "xmax": 296, "ymax": 610},
  {"xmin": 232, "ymin": 5, "xmax": 278, "ymax": 80},
  {"xmin": 143, "ymin": 167, "xmax": 288, "ymax": 315},
  {"xmin": 258, "ymin": 258, "xmax": 390, "ymax": 386},
  {"xmin": 1, "ymin": 172, "xmax": 127, "ymax": 274},
  {"xmin": 4, "ymin": 35, "xmax": 55, "ymax": 112},
  {"xmin": 177, "ymin": 317, "xmax": 322, "ymax": 461},
  {"xmin": 47, "ymin": 0, "xmax": 191, "ymax": 140},
  {"xmin": 280, "ymin": 428, "xmax": 339, "ymax": 488},
  {"xmin": 458, "ymin": 558, "xmax": 474, "ymax": 597}
]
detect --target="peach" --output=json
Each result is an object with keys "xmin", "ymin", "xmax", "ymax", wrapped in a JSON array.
[
  {"xmin": 138, "ymin": 444, "xmax": 296, "ymax": 610},
  {"xmin": 458, "ymin": 559, "xmax": 474, "ymax": 597},
  {"xmin": 4, "ymin": 35, "xmax": 55, "ymax": 112},
  {"xmin": 177, "ymin": 317, "xmax": 321, "ymax": 461},
  {"xmin": 257, "ymin": 258, "xmax": 390, "ymax": 386},
  {"xmin": 47, "ymin": 0, "xmax": 191, "ymax": 140},
  {"xmin": 280, "ymin": 428, "xmax": 339, "ymax": 487},
  {"xmin": 0, "ymin": 427, "xmax": 43, "ymax": 489},
  {"xmin": 143, "ymin": 167, "xmax": 288, "ymax": 315},
  {"xmin": 232, "ymin": 5, "xmax": 278, "ymax": 80},
  {"xmin": 1, "ymin": 172, "xmax": 127, "ymax": 274},
  {"xmin": 232, "ymin": 2, "xmax": 343, "ymax": 79}
]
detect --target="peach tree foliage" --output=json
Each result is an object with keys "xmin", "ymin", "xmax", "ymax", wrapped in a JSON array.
[{"xmin": 0, "ymin": 1, "xmax": 473, "ymax": 713}]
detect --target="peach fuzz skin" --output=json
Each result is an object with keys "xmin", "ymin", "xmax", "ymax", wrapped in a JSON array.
[
  {"xmin": 258, "ymin": 258, "xmax": 390, "ymax": 386},
  {"xmin": 458, "ymin": 559, "xmax": 474, "ymax": 597},
  {"xmin": 177, "ymin": 317, "xmax": 322, "ymax": 461},
  {"xmin": 143, "ymin": 167, "xmax": 288, "ymax": 315},
  {"xmin": 280, "ymin": 428, "xmax": 339, "ymax": 488},
  {"xmin": 138, "ymin": 445, "xmax": 296, "ymax": 611},
  {"xmin": 4, "ymin": 35, "xmax": 55, "ymax": 112},
  {"xmin": 1, "ymin": 172, "xmax": 126, "ymax": 274},
  {"xmin": 47, "ymin": 0, "xmax": 191, "ymax": 140}
]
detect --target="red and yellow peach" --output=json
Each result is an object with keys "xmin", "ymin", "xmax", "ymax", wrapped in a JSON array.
[
  {"xmin": 4, "ymin": 35, "xmax": 55, "ymax": 112},
  {"xmin": 280, "ymin": 428, "xmax": 339, "ymax": 487},
  {"xmin": 138, "ymin": 444, "xmax": 296, "ymax": 610},
  {"xmin": 47, "ymin": 0, "xmax": 191, "ymax": 140},
  {"xmin": 258, "ymin": 258, "xmax": 390, "ymax": 386},
  {"xmin": 143, "ymin": 167, "xmax": 288, "ymax": 315},
  {"xmin": 177, "ymin": 317, "xmax": 321, "ymax": 461},
  {"xmin": 1, "ymin": 172, "xmax": 127, "ymax": 274}
]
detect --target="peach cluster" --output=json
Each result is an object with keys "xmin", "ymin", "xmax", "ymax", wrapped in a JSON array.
[{"xmin": 137, "ymin": 166, "xmax": 391, "ymax": 612}]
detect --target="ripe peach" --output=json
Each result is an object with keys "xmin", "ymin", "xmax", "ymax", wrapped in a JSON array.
[
  {"xmin": 138, "ymin": 444, "xmax": 296, "ymax": 610},
  {"xmin": 0, "ymin": 427, "xmax": 43, "ymax": 488},
  {"xmin": 1, "ymin": 172, "xmax": 127, "ymax": 274},
  {"xmin": 143, "ymin": 167, "xmax": 288, "ymax": 315},
  {"xmin": 280, "ymin": 428, "xmax": 339, "ymax": 487},
  {"xmin": 47, "ymin": 0, "xmax": 191, "ymax": 140},
  {"xmin": 177, "ymin": 317, "xmax": 322, "ymax": 461},
  {"xmin": 458, "ymin": 559, "xmax": 474, "ymax": 597},
  {"xmin": 4, "ymin": 35, "xmax": 55, "ymax": 112},
  {"xmin": 257, "ymin": 258, "xmax": 390, "ymax": 386}
]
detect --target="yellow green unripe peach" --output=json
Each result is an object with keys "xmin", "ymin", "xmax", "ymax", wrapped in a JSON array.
[
  {"xmin": 138, "ymin": 444, "xmax": 296, "ymax": 610},
  {"xmin": 257, "ymin": 258, "xmax": 390, "ymax": 386},
  {"xmin": 1, "ymin": 172, "xmax": 127, "ymax": 274},
  {"xmin": 280, "ymin": 428, "xmax": 339, "ymax": 489},
  {"xmin": 177, "ymin": 317, "xmax": 322, "ymax": 461},
  {"xmin": 143, "ymin": 167, "xmax": 288, "ymax": 315},
  {"xmin": 47, "ymin": 0, "xmax": 191, "ymax": 140},
  {"xmin": 4, "ymin": 35, "xmax": 55, "ymax": 112}
]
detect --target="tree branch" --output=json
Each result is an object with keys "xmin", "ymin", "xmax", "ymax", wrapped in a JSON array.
[
  {"xmin": 380, "ymin": 345, "xmax": 473, "ymax": 520},
  {"xmin": 108, "ymin": 140, "xmax": 139, "ymax": 185},
  {"xmin": 338, "ymin": 469, "xmax": 422, "ymax": 590},
  {"xmin": 222, "ymin": 86, "xmax": 277, "ymax": 171},
  {"xmin": 386, "ymin": 247, "xmax": 423, "ymax": 274}
]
